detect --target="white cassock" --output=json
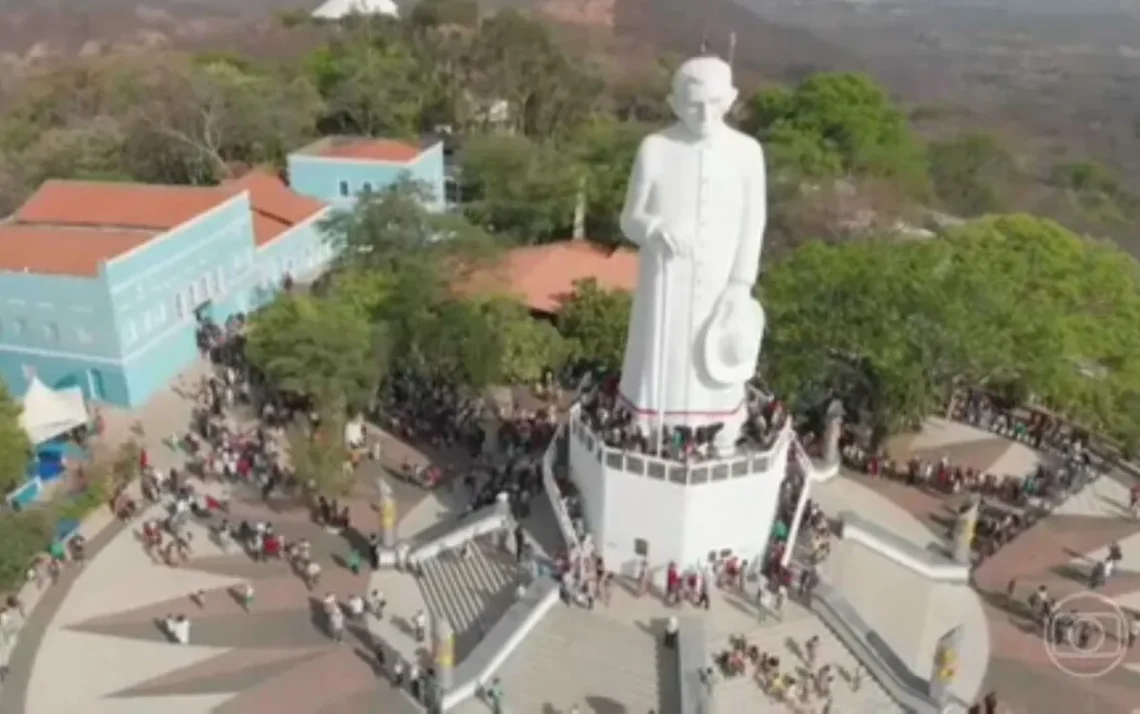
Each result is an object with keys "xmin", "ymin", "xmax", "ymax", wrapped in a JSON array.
[{"xmin": 618, "ymin": 123, "xmax": 767, "ymax": 430}]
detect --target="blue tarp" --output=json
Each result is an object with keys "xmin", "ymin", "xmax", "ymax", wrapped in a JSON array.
[{"xmin": 55, "ymin": 518, "xmax": 80, "ymax": 543}]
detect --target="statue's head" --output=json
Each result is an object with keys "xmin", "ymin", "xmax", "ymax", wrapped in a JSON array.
[{"xmin": 668, "ymin": 55, "xmax": 738, "ymax": 138}]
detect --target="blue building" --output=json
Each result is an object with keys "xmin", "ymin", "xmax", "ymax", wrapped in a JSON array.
[
  {"xmin": 287, "ymin": 136, "xmax": 447, "ymax": 211},
  {"xmin": 0, "ymin": 172, "xmax": 330, "ymax": 407}
]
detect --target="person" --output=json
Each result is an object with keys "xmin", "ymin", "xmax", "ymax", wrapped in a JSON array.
[
  {"xmin": 664, "ymin": 616, "xmax": 679, "ymax": 649},
  {"xmin": 616, "ymin": 54, "xmax": 767, "ymax": 456},
  {"xmin": 369, "ymin": 589, "xmax": 387, "ymax": 618},
  {"xmin": 164, "ymin": 614, "xmax": 190, "ymax": 644},
  {"xmin": 347, "ymin": 548, "xmax": 362, "ymax": 575}
]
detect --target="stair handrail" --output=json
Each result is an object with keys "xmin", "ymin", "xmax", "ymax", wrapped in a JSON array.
[
  {"xmin": 406, "ymin": 496, "xmax": 513, "ymax": 565},
  {"xmin": 542, "ymin": 420, "xmax": 580, "ymax": 551}
]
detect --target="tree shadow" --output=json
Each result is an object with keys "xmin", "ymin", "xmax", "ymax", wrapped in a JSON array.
[{"xmin": 584, "ymin": 695, "xmax": 629, "ymax": 714}]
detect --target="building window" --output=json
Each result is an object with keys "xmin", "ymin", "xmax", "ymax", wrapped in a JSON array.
[
  {"xmin": 187, "ymin": 282, "xmax": 198, "ymax": 307},
  {"xmin": 338, "ymin": 180, "xmax": 349, "ymax": 197},
  {"xmin": 142, "ymin": 311, "xmax": 153, "ymax": 333},
  {"xmin": 362, "ymin": 181, "xmax": 373, "ymax": 194},
  {"xmin": 43, "ymin": 322, "xmax": 60, "ymax": 342},
  {"xmin": 216, "ymin": 267, "xmax": 226, "ymax": 294},
  {"xmin": 174, "ymin": 293, "xmax": 186, "ymax": 319},
  {"xmin": 14, "ymin": 318, "xmax": 27, "ymax": 335},
  {"xmin": 201, "ymin": 275, "xmax": 212, "ymax": 299},
  {"xmin": 123, "ymin": 321, "xmax": 137, "ymax": 344},
  {"xmin": 76, "ymin": 327, "xmax": 93, "ymax": 345},
  {"xmin": 155, "ymin": 305, "xmax": 167, "ymax": 325}
]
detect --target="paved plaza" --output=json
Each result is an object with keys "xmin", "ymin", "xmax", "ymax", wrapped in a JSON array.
[
  {"xmin": 857, "ymin": 417, "xmax": 1140, "ymax": 714},
  {"xmin": 15, "ymin": 394, "xmax": 1132, "ymax": 712}
]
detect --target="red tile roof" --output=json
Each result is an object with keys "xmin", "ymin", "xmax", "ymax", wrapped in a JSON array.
[
  {"xmin": 1, "ymin": 180, "xmax": 237, "ymax": 278},
  {"xmin": 456, "ymin": 240, "xmax": 639, "ymax": 314},
  {"xmin": 317, "ymin": 138, "xmax": 423, "ymax": 163},
  {"xmin": 15, "ymin": 180, "xmax": 235, "ymax": 230},
  {"xmin": 0, "ymin": 225, "xmax": 154, "ymax": 278},
  {"xmin": 224, "ymin": 170, "xmax": 326, "ymax": 246}
]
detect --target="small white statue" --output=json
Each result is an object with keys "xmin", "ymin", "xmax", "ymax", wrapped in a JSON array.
[{"xmin": 617, "ymin": 55, "xmax": 768, "ymax": 454}]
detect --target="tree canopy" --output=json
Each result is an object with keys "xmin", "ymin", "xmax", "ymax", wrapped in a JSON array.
[
  {"xmin": 558, "ymin": 278, "xmax": 632, "ymax": 374},
  {"xmin": 0, "ymin": 384, "xmax": 30, "ymax": 494},
  {"xmin": 245, "ymin": 293, "xmax": 386, "ymax": 411},
  {"xmin": 761, "ymin": 213, "xmax": 1140, "ymax": 445},
  {"xmin": 742, "ymin": 72, "xmax": 928, "ymax": 192}
]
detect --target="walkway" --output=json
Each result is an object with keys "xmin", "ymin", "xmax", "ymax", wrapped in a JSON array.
[
  {"xmin": 870, "ymin": 417, "xmax": 1140, "ymax": 714},
  {"xmin": 0, "ymin": 363, "xmax": 474, "ymax": 714}
]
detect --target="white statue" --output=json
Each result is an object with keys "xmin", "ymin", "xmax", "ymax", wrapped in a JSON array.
[{"xmin": 618, "ymin": 55, "xmax": 767, "ymax": 455}]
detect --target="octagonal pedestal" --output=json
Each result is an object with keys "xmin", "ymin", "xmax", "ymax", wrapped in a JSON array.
[{"xmin": 567, "ymin": 407, "xmax": 793, "ymax": 580}]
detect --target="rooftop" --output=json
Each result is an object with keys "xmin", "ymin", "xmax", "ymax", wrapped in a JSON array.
[
  {"xmin": 224, "ymin": 169, "xmax": 327, "ymax": 247},
  {"xmin": 15, "ymin": 180, "xmax": 234, "ymax": 230},
  {"xmin": 0, "ymin": 225, "xmax": 154, "ymax": 278},
  {"xmin": 456, "ymin": 239, "xmax": 639, "ymax": 314},
  {"xmin": 294, "ymin": 136, "xmax": 427, "ymax": 163},
  {"xmin": 0, "ymin": 181, "xmax": 236, "ymax": 278}
]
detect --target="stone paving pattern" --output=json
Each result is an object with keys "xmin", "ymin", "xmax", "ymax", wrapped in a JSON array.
[
  {"xmin": 3, "ymin": 378, "xmax": 1073, "ymax": 713},
  {"xmin": 853, "ymin": 417, "xmax": 1140, "ymax": 714}
]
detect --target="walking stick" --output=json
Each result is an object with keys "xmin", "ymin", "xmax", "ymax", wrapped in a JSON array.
[{"xmin": 655, "ymin": 252, "xmax": 670, "ymax": 456}]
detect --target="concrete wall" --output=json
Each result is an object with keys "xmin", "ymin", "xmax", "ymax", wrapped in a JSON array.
[
  {"xmin": 286, "ymin": 142, "xmax": 446, "ymax": 211},
  {"xmin": 104, "ymin": 194, "xmax": 253, "ymax": 405},
  {"xmin": 248, "ymin": 211, "xmax": 334, "ymax": 310},
  {"xmin": 0, "ymin": 269, "xmax": 120, "ymax": 401},
  {"xmin": 569, "ymin": 415, "xmax": 790, "ymax": 577},
  {"xmin": 0, "ymin": 194, "xmax": 259, "ymax": 407}
]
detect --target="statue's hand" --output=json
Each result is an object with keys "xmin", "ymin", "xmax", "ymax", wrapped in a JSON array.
[{"xmin": 649, "ymin": 223, "xmax": 691, "ymax": 257}]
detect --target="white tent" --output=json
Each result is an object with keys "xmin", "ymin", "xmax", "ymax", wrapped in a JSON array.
[
  {"xmin": 20, "ymin": 377, "xmax": 89, "ymax": 445},
  {"xmin": 311, "ymin": 0, "xmax": 398, "ymax": 20}
]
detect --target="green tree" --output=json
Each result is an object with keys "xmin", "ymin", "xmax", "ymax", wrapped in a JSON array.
[
  {"xmin": 743, "ymin": 72, "xmax": 928, "ymax": 192},
  {"xmin": 567, "ymin": 117, "xmax": 649, "ymax": 244},
  {"xmin": 459, "ymin": 132, "xmax": 578, "ymax": 243},
  {"xmin": 469, "ymin": 10, "xmax": 601, "ymax": 137},
  {"xmin": 0, "ymin": 510, "xmax": 53, "ymax": 592},
  {"xmin": 419, "ymin": 297, "xmax": 567, "ymax": 389},
  {"xmin": 305, "ymin": 31, "xmax": 422, "ymax": 137},
  {"xmin": 119, "ymin": 55, "xmax": 323, "ymax": 184},
  {"xmin": 0, "ymin": 384, "xmax": 30, "ymax": 494},
  {"xmin": 245, "ymin": 294, "xmax": 386, "ymax": 411},
  {"xmin": 558, "ymin": 279, "xmax": 632, "ymax": 374},
  {"xmin": 928, "ymin": 133, "xmax": 1016, "ymax": 217},
  {"xmin": 322, "ymin": 178, "xmax": 497, "ymax": 271},
  {"xmin": 288, "ymin": 412, "xmax": 354, "ymax": 499},
  {"xmin": 762, "ymin": 214, "xmax": 1140, "ymax": 446}
]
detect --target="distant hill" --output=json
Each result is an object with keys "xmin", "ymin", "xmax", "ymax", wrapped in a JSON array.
[{"xmin": 613, "ymin": 0, "xmax": 862, "ymax": 81}]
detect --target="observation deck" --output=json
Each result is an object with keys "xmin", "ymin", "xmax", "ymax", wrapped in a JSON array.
[{"xmin": 564, "ymin": 401, "xmax": 795, "ymax": 577}]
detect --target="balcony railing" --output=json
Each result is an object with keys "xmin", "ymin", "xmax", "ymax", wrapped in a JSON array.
[{"xmin": 568, "ymin": 404, "xmax": 790, "ymax": 486}]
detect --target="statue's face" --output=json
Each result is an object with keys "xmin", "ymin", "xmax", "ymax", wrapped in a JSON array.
[{"xmin": 669, "ymin": 81, "xmax": 738, "ymax": 138}]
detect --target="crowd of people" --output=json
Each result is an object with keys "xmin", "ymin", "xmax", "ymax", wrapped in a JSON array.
[
  {"xmin": 835, "ymin": 390, "xmax": 1101, "ymax": 562},
  {"xmin": 576, "ymin": 374, "xmax": 788, "ymax": 463}
]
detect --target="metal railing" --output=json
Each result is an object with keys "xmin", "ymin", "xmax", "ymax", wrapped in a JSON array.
[{"xmin": 568, "ymin": 404, "xmax": 790, "ymax": 486}]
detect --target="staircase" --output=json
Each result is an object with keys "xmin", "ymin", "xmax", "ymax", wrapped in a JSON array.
[{"xmin": 415, "ymin": 535, "xmax": 520, "ymax": 645}]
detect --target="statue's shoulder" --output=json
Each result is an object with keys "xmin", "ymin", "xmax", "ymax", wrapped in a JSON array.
[{"xmin": 725, "ymin": 127, "xmax": 765, "ymax": 158}]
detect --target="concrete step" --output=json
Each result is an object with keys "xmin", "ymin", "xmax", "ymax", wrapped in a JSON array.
[{"xmin": 417, "ymin": 537, "xmax": 517, "ymax": 637}]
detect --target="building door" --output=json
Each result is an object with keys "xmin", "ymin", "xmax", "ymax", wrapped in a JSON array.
[{"xmin": 87, "ymin": 369, "xmax": 107, "ymax": 401}]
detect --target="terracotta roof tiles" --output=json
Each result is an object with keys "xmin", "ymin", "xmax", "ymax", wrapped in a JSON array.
[
  {"xmin": 0, "ymin": 226, "xmax": 155, "ymax": 278},
  {"xmin": 457, "ymin": 240, "xmax": 639, "ymax": 314},
  {"xmin": 15, "ymin": 180, "xmax": 235, "ymax": 230},
  {"xmin": 1, "ymin": 180, "xmax": 238, "ymax": 279},
  {"xmin": 224, "ymin": 170, "xmax": 326, "ymax": 246},
  {"xmin": 316, "ymin": 138, "xmax": 423, "ymax": 163}
]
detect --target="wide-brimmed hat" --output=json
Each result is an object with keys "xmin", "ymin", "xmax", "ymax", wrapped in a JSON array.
[{"xmin": 703, "ymin": 296, "xmax": 765, "ymax": 386}]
